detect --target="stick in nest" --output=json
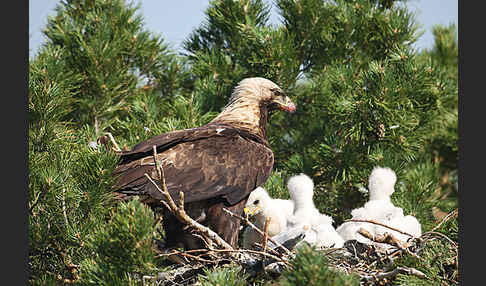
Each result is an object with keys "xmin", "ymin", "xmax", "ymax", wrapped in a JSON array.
[
  {"xmin": 262, "ymin": 217, "xmax": 270, "ymax": 253},
  {"xmin": 358, "ymin": 228, "xmax": 422, "ymax": 260},
  {"xmin": 358, "ymin": 228, "xmax": 408, "ymax": 250},
  {"xmin": 144, "ymin": 145, "xmax": 233, "ymax": 251},
  {"xmin": 362, "ymin": 266, "xmax": 427, "ymax": 281},
  {"xmin": 222, "ymin": 208, "xmax": 292, "ymax": 256},
  {"xmin": 345, "ymin": 219, "xmax": 415, "ymax": 238}
]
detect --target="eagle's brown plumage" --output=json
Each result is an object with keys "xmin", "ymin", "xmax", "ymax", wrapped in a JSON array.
[{"xmin": 112, "ymin": 77, "xmax": 296, "ymax": 249}]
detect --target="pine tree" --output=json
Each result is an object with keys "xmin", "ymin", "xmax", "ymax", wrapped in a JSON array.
[
  {"xmin": 28, "ymin": 0, "xmax": 184, "ymax": 284},
  {"xmin": 29, "ymin": 0, "xmax": 458, "ymax": 284},
  {"xmin": 41, "ymin": 0, "xmax": 190, "ymax": 134}
]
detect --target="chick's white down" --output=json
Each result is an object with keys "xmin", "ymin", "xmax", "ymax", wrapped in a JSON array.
[
  {"xmin": 287, "ymin": 173, "xmax": 344, "ymax": 248},
  {"xmin": 242, "ymin": 187, "xmax": 294, "ymax": 248},
  {"xmin": 336, "ymin": 167, "xmax": 422, "ymax": 251}
]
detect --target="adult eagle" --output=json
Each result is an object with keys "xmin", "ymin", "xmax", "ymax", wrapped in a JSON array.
[{"xmin": 112, "ymin": 77, "xmax": 295, "ymax": 249}]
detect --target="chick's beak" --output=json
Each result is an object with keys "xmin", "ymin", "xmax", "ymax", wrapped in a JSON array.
[
  {"xmin": 243, "ymin": 206, "xmax": 260, "ymax": 216},
  {"xmin": 243, "ymin": 207, "xmax": 250, "ymax": 216}
]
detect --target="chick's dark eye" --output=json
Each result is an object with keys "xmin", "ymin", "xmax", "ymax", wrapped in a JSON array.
[{"xmin": 254, "ymin": 200, "xmax": 259, "ymax": 205}]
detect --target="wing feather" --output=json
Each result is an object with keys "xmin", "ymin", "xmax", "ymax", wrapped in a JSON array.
[{"xmin": 112, "ymin": 125, "xmax": 274, "ymax": 206}]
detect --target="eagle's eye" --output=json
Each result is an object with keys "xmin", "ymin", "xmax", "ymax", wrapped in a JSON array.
[
  {"xmin": 254, "ymin": 200, "xmax": 259, "ymax": 205},
  {"xmin": 270, "ymin": 88, "xmax": 283, "ymax": 97}
]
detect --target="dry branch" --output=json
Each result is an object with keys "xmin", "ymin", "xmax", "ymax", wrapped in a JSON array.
[
  {"xmin": 362, "ymin": 266, "xmax": 427, "ymax": 281},
  {"xmin": 345, "ymin": 218, "xmax": 415, "ymax": 238},
  {"xmin": 428, "ymin": 208, "xmax": 458, "ymax": 233},
  {"xmin": 222, "ymin": 207, "xmax": 293, "ymax": 255},
  {"xmin": 105, "ymin": 132, "xmax": 122, "ymax": 152},
  {"xmin": 358, "ymin": 228, "xmax": 408, "ymax": 249},
  {"xmin": 145, "ymin": 145, "xmax": 234, "ymax": 250},
  {"xmin": 262, "ymin": 217, "xmax": 270, "ymax": 253}
]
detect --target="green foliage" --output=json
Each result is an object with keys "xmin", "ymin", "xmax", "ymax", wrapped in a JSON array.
[
  {"xmin": 42, "ymin": 0, "xmax": 188, "ymax": 130},
  {"xmin": 29, "ymin": 44, "xmax": 122, "ymax": 284},
  {"xmin": 78, "ymin": 200, "xmax": 156, "ymax": 285},
  {"xmin": 263, "ymin": 169, "xmax": 291, "ymax": 200},
  {"xmin": 281, "ymin": 244, "xmax": 360, "ymax": 286},
  {"xmin": 29, "ymin": 0, "xmax": 457, "ymax": 284},
  {"xmin": 278, "ymin": 0, "xmax": 420, "ymax": 72},
  {"xmin": 28, "ymin": 1, "xmax": 172, "ymax": 284},
  {"xmin": 199, "ymin": 265, "xmax": 249, "ymax": 286},
  {"xmin": 395, "ymin": 214, "xmax": 458, "ymax": 286},
  {"xmin": 185, "ymin": 0, "xmax": 302, "ymax": 112}
]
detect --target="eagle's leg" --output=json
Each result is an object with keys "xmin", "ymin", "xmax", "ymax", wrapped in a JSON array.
[
  {"xmin": 161, "ymin": 198, "xmax": 247, "ymax": 250},
  {"xmin": 161, "ymin": 208, "xmax": 207, "ymax": 250},
  {"xmin": 206, "ymin": 198, "xmax": 247, "ymax": 249}
]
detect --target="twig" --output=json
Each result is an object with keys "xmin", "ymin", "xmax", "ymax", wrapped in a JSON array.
[
  {"xmin": 29, "ymin": 189, "xmax": 46, "ymax": 214},
  {"xmin": 262, "ymin": 217, "xmax": 270, "ymax": 253},
  {"xmin": 105, "ymin": 132, "xmax": 122, "ymax": 152},
  {"xmin": 145, "ymin": 146, "xmax": 233, "ymax": 251},
  {"xmin": 358, "ymin": 228, "xmax": 422, "ymax": 260},
  {"xmin": 358, "ymin": 228, "xmax": 407, "ymax": 249},
  {"xmin": 94, "ymin": 116, "xmax": 99, "ymax": 135},
  {"xmin": 260, "ymin": 217, "xmax": 271, "ymax": 268},
  {"xmin": 362, "ymin": 266, "xmax": 427, "ymax": 281},
  {"xmin": 421, "ymin": 231, "xmax": 458, "ymax": 249},
  {"xmin": 152, "ymin": 214, "xmax": 163, "ymax": 228},
  {"xmin": 429, "ymin": 208, "xmax": 458, "ymax": 233},
  {"xmin": 222, "ymin": 208, "xmax": 292, "ymax": 255},
  {"xmin": 206, "ymin": 248, "xmax": 287, "ymax": 263},
  {"xmin": 156, "ymin": 249, "xmax": 215, "ymax": 264},
  {"xmin": 156, "ymin": 247, "xmax": 287, "ymax": 264},
  {"xmin": 252, "ymin": 242, "xmax": 282, "ymax": 257},
  {"xmin": 144, "ymin": 173, "xmax": 233, "ymax": 250},
  {"xmin": 345, "ymin": 219, "xmax": 415, "ymax": 238},
  {"xmin": 152, "ymin": 145, "xmax": 162, "ymax": 180},
  {"xmin": 142, "ymin": 275, "xmax": 155, "ymax": 286}
]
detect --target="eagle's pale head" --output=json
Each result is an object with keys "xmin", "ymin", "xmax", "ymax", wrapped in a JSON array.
[
  {"xmin": 211, "ymin": 77, "xmax": 295, "ymax": 139},
  {"xmin": 229, "ymin": 77, "xmax": 296, "ymax": 113}
]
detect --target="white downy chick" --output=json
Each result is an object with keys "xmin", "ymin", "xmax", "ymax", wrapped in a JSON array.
[
  {"xmin": 361, "ymin": 166, "xmax": 403, "ymax": 221},
  {"xmin": 387, "ymin": 215, "xmax": 422, "ymax": 241},
  {"xmin": 242, "ymin": 187, "xmax": 294, "ymax": 248},
  {"xmin": 287, "ymin": 173, "xmax": 344, "ymax": 248},
  {"xmin": 336, "ymin": 167, "xmax": 422, "ymax": 251}
]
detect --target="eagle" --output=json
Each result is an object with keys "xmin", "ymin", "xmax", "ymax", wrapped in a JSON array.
[{"xmin": 112, "ymin": 77, "xmax": 296, "ymax": 249}]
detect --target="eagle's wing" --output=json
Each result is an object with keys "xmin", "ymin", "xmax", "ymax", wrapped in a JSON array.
[
  {"xmin": 112, "ymin": 125, "xmax": 274, "ymax": 205},
  {"xmin": 117, "ymin": 127, "xmax": 200, "ymax": 164}
]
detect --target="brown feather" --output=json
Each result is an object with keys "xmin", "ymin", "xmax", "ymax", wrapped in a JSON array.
[
  {"xmin": 113, "ymin": 124, "xmax": 273, "ymax": 205},
  {"xmin": 111, "ymin": 77, "xmax": 294, "ymax": 249}
]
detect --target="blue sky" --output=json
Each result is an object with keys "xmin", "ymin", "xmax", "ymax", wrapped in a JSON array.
[{"xmin": 29, "ymin": 0, "xmax": 458, "ymax": 58}]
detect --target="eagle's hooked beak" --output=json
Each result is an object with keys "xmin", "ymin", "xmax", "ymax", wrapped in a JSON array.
[
  {"xmin": 279, "ymin": 96, "xmax": 296, "ymax": 114},
  {"xmin": 270, "ymin": 89, "xmax": 296, "ymax": 114}
]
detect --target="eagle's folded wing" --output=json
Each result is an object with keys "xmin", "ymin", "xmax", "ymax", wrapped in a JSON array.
[{"xmin": 113, "ymin": 126, "xmax": 274, "ymax": 205}]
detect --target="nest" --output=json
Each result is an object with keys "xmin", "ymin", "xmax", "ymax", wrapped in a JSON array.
[{"xmin": 138, "ymin": 146, "xmax": 458, "ymax": 286}]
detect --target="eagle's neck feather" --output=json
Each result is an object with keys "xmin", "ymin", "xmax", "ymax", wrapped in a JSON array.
[{"xmin": 210, "ymin": 97, "xmax": 269, "ymax": 140}]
